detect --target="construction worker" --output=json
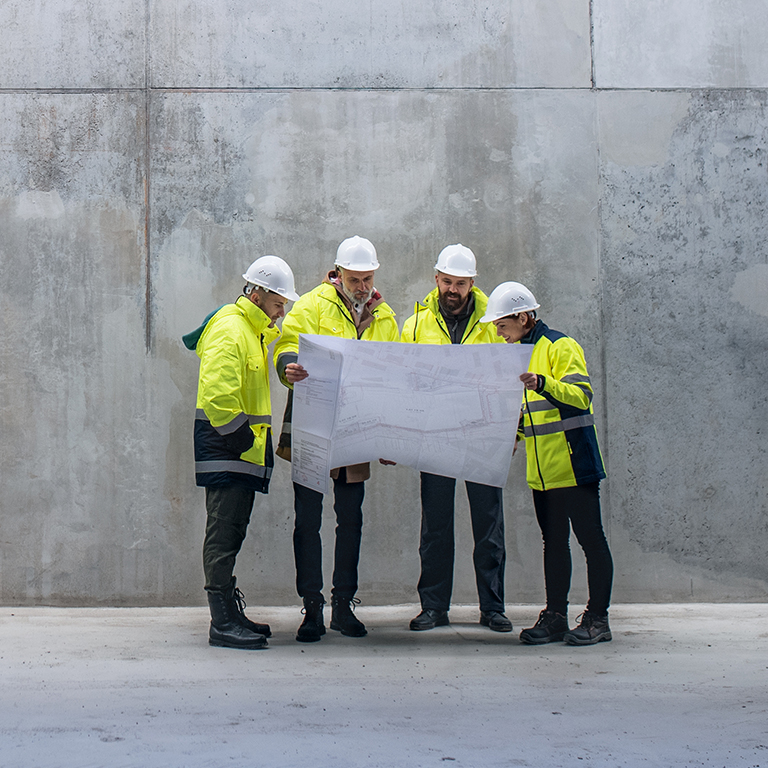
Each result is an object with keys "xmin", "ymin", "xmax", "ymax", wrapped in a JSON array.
[
  {"xmin": 274, "ymin": 236, "xmax": 399, "ymax": 643},
  {"xmin": 183, "ymin": 255, "xmax": 300, "ymax": 650},
  {"xmin": 482, "ymin": 281, "xmax": 613, "ymax": 645},
  {"xmin": 401, "ymin": 244, "xmax": 512, "ymax": 633}
]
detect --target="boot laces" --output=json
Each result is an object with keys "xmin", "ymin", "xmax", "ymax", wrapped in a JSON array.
[
  {"xmin": 536, "ymin": 610, "xmax": 562, "ymax": 628},
  {"xmin": 233, "ymin": 586, "xmax": 248, "ymax": 616},
  {"xmin": 575, "ymin": 611, "xmax": 600, "ymax": 628},
  {"xmin": 334, "ymin": 596, "xmax": 361, "ymax": 613},
  {"xmin": 301, "ymin": 596, "xmax": 326, "ymax": 616}
]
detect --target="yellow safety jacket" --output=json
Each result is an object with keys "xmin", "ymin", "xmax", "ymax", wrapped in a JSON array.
[
  {"xmin": 400, "ymin": 286, "xmax": 504, "ymax": 345},
  {"xmin": 273, "ymin": 280, "xmax": 399, "ymax": 483},
  {"xmin": 191, "ymin": 296, "xmax": 279, "ymax": 491},
  {"xmin": 274, "ymin": 281, "xmax": 399, "ymax": 360},
  {"xmin": 518, "ymin": 321, "xmax": 606, "ymax": 491}
]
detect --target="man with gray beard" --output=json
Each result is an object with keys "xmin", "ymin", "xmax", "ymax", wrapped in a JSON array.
[{"xmin": 274, "ymin": 236, "xmax": 400, "ymax": 643}]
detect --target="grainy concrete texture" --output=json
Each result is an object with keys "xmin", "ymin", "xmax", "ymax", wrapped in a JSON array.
[
  {"xmin": 1, "ymin": 604, "xmax": 767, "ymax": 767},
  {"xmin": 0, "ymin": 1, "xmax": 766, "ymax": 606}
]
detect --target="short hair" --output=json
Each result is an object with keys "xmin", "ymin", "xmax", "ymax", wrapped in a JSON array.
[{"xmin": 243, "ymin": 284, "xmax": 271, "ymax": 297}]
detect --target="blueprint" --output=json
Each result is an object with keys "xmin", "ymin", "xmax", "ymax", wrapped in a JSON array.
[{"xmin": 291, "ymin": 335, "xmax": 533, "ymax": 494}]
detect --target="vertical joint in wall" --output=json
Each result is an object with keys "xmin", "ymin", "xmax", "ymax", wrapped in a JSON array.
[
  {"xmin": 589, "ymin": 0, "xmax": 596, "ymax": 90},
  {"xmin": 143, "ymin": 0, "xmax": 152, "ymax": 353}
]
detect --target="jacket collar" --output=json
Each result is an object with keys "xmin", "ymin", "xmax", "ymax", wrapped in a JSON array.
[
  {"xmin": 520, "ymin": 318, "xmax": 547, "ymax": 345},
  {"xmin": 236, "ymin": 295, "xmax": 280, "ymax": 341},
  {"xmin": 320, "ymin": 272, "xmax": 388, "ymax": 336}
]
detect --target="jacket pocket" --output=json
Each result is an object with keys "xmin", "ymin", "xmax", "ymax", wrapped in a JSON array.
[{"xmin": 318, "ymin": 317, "xmax": 345, "ymax": 336}]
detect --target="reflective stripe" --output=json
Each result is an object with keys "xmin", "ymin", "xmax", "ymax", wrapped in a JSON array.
[
  {"xmin": 215, "ymin": 412, "xmax": 249, "ymax": 435},
  {"xmin": 195, "ymin": 460, "xmax": 273, "ymax": 478},
  {"xmin": 523, "ymin": 413, "xmax": 595, "ymax": 437},
  {"xmin": 575, "ymin": 383, "xmax": 594, "ymax": 405},
  {"xmin": 196, "ymin": 409, "xmax": 272, "ymax": 432},
  {"xmin": 561, "ymin": 373, "xmax": 591, "ymax": 385},
  {"xmin": 281, "ymin": 422, "xmax": 292, "ymax": 435},
  {"xmin": 526, "ymin": 400, "xmax": 558, "ymax": 413}
]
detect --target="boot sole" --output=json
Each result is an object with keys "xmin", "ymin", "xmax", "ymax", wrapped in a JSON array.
[
  {"xmin": 519, "ymin": 631, "xmax": 566, "ymax": 645},
  {"xmin": 329, "ymin": 621, "xmax": 368, "ymax": 637},
  {"xmin": 209, "ymin": 637, "xmax": 267, "ymax": 650},
  {"xmin": 564, "ymin": 631, "xmax": 612, "ymax": 646}
]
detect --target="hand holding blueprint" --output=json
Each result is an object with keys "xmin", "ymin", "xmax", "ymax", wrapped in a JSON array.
[{"xmin": 291, "ymin": 335, "xmax": 533, "ymax": 494}]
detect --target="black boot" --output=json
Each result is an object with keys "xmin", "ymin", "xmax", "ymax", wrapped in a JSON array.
[
  {"xmin": 564, "ymin": 610, "xmax": 612, "ymax": 645},
  {"xmin": 330, "ymin": 596, "xmax": 367, "ymax": 637},
  {"xmin": 296, "ymin": 595, "xmax": 326, "ymax": 643},
  {"xmin": 519, "ymin": 609, "xmax": 568, "ymax": 645},
  {"xmin": 207, "ymin": 589, "xmax": 268, "ymax": 650},
  {"xmin": 229, "ymin": 578, "xmax": 271, "ymax": 638},
  {"xmin": 409, "ymin": 609, "xmax": 449, "ymax": 631}
]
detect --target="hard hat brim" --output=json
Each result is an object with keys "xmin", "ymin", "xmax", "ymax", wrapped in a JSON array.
[
  {"xmin": 434, "ymin": 267, "xmax": 477, "ymax": 278},
  {"xmin": 243, "ymin": 277, "xmax": 301, "ymax": 302},
  {"xmin": 480, "ymin": 304, "xmax": 540, "ymax": 324}
]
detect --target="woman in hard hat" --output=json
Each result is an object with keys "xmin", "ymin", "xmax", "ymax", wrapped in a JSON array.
[{"xmin": 481, "ymin": 282, "xmax": 614, "ymax": 645}]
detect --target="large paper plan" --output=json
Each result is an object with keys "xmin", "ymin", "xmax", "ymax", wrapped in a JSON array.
[{"xmin": 291, "ymin": 335, "xmax": 533, "ymax": 494}]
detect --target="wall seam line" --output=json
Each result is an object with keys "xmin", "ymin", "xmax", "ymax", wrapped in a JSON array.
[{"xmin": 144, "ymin": 0, "xmax": 152, "ymax": 353}]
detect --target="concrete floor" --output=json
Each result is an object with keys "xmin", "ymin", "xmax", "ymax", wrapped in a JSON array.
[{"xmin": 1, "ymin": 604, "xmax": 766, "ymax": 768}]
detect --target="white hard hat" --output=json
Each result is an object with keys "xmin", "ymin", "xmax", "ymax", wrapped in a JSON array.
[
  {"xmin": 242, "ymin": 255, "xmax": 301, "ymax": 302},
  {"xmin": 480, "ymin": 281, "xmax": 540, "ymax": 323},
  {"xmin": 335, "ymin": 236, "xmax": 380, "ymax": 271},
  {"xmin": 434, "ymin": 243, "xmax": 477, "ymax": 277}
]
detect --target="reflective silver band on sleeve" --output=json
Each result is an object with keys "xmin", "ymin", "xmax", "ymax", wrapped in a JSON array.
[
  {"xmin": 195, "ymin": 460, "xmax": 272, "ymax": 479},
  {"xmin": 215, "ymin": 412, "xmax": 249, "ymax": 435},
  {"xmin": 195, "ymin": 409, "xmax": 272, "ymax": 432},
  {"xmin": 281, "ymin": 422, "xmax": 292, "ymax": 435},
  {"xmin": 575, "ymin": 383, "xmax": 594, "ymax": 404},
  {"xmin": 525, "ymin": 400, "xmax": 558, "ymax": 413},
  {"xmin": 561, "ymin": 373, "xmax": 591, "ymax": 384},
  {"xmin": 523, "ymin": 413, "xmax": 595, "ymax": 437}
]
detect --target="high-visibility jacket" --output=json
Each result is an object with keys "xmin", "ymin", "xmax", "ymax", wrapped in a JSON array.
[
  {"xmin": 400, "ymin": 286, "xmax": 504, "ymax": 346},
  {"xmin": 518, "ymin": 320, "xmax": 606, "ymax": 491},
  {"xmin": 274, "ymin": 280, "xmax": 399, "ymax": 484},
  {"xmin": 274, "ymin": 281, "xmax": 399, "ymax": 360},
  {"xmin": 191, "ymin": 296, "xmax": 279, "ymax": 492}
]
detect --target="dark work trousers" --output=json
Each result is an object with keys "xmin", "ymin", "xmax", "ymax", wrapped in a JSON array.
[
  {"xmin": 531, "ymin": 482, "xmax": 613, "ymax": 616},
  {"xmin": 417, "ymin": 472, "xmax": 506, "ymax": 613},
  {"xmin": 293, "ymin": 467, "xmax": 365, "ymax": 600},
  {"xmin": 203, "ymin": 485, "xmax": 256, "ymax": 591}
]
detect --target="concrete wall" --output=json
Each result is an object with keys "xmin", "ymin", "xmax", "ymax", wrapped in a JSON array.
[{"xmin": 1, "ymin": 1, "xmax": 766, "ymax": 606}]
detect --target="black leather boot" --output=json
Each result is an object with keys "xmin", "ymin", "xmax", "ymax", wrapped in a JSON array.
[
  {"xmin": 229, "ymin": 578, "xmax": 271, "ymax": 638},
  {"xmin": 330, "ymin": 596, "xmax": 367, "ymax": 637},
  {"xmin": 564, "ymin": 610, "xmax": 612, "ymax": 645},
  {"xmin": 207, "ymin": 589, "xmax": 268, "ymax": 649},
  {"xmin": 409, "ymin": 609, "xmax": 449, "ymax": 631},
  {"xmin": 519, "ymin": 609, "xmax": 568, "ymax": 644},
  {"xmin": 296, "ymin": 595, "xmax": 326, "ymax": 643}
]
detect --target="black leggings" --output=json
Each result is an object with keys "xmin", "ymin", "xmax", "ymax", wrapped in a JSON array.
[{"xmin": 532, "ymin": 482, "xmax": 613, "ymax": 616}]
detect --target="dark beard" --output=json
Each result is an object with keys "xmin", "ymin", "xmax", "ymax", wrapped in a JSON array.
[{"xmin": 438, "ymin": 291, "xmax": 468, "ymax": 315}]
